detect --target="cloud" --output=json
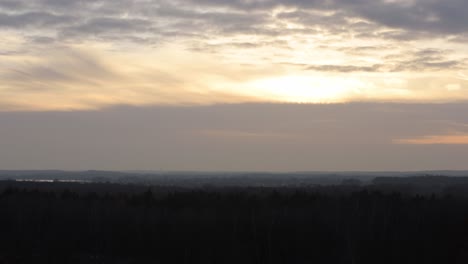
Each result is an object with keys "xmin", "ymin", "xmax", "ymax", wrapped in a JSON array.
[
  {"xmin": 302, "ymin": 48, "xmax": 464, "ymax": 73},
  {"xmin": 394, "ymin": 134, "xmax": 468, "ymax": 145},
  {"xmin": 1, "ymin": 0, "xmax": 468, "ymax": 110},
  {"xmin": 0, "ymin": 44, "xmax": 275, "ymax": 111},
  {"xmin": 180, "ymin": 0, "xmax": 468, "ymax": 36},
  {"xmin": 0, "ymin": 11, "xmax": 75, "ymax": 28},
  {"xmin": 2, "ymin": 103, "xmax": 468, "ymax": 170},
  {"xmin": 62, "ymin": 17, "xmax": 154, "ymax": 36},
  {"xmin": 306, "ymin": 64, "xmax": 382, "ymax": 73},
  {"xmin": 2, "ymin": 0, "xmax": 467, "ymax": 46},
  {"xmin": 0, "ymin": 0, "xmax": 27, "ymax": 10},
  {"xmin": 1, "ymin": 47, "xmax": 117, "ymax": 87}
]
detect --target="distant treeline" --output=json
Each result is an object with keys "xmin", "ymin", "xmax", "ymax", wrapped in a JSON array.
[
  {"xmin": 1, "ymin": 181, "xmax": 468, "ymax": 264},
  {"xmin": 1, "ymin": 170, "xmax": 468, "ymax": 188},
  {"xmin": 373, "ymin": 175, "xmax": 468, "ymax": 185},
  {"xmin": 0, "ymin": 170, "xmax": 371, "ymax": 186}
]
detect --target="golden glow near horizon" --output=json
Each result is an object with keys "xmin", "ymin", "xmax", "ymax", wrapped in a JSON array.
[{"xmin": 1, "ymin": 2, "xmax": 468, "ymax": 111}]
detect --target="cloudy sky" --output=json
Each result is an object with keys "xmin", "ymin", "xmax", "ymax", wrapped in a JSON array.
[{"xmin": 1, "ymin": 0, "xmax": 468, "ymax": 171}]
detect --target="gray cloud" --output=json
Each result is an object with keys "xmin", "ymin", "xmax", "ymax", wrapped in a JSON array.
[
  {"xmin": 301, "ymin": 48, "xmax": 464, "ymax": 73},
  {"xmin": 190, "ymin": 39, "xmax": 291, "ymax": 53},
  {"xmin": 61, "ymin": 17, "xmax": 154, "ymax": 38},
  {"xmin": 0, "ymin": 11, "xmax": 75, "ymax": 28},
  {"xmin": 179, "ymin": 0, "xmax": 468, "ymax": 36},
  {"xmin": 26, "ymin": 35, "xmax": 56, "ymax": 44},
  {"xmin": 2, "ymin": 0, "xmax": 467, "ymax": 45},
  {"xmin": 390, "ymin": 48, "xmax": 464, "ymax": 72},
  {"xmin": 306, "ymin": 64, "xmax": 382, "ymax": 73},
  {"xmin": 1, "ymin": 103, "xmax": 468, "ymax": 171},
  {"xmin": 303, "ymin": 61, "xmax": 461, "ymax": 73},
  {"xmin": 1, "ymin": 0, "xmax": 466, "ymax": 83},
  {"xmin": 337, "ymin": 45, "xmax": 393, "ymax": 55},
  {"xmin": 354, "ymin": 0, "xmax": 468, "ymax": 35},
  {"xmin": 0, "ymin": 0, "xmax": 27, "ymax": 10}
]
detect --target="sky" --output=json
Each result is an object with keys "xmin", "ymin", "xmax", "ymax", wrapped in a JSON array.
[{"xmin": 0, "ymin": 0, "xmax": 468, "ymax": 171}]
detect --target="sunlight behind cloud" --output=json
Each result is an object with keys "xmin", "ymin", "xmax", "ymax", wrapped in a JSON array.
[
  {"xmin": 1, "ymin": 26, "xmax": 468, "ymax": 111},
  {"xmin": 245, "ymin": 75, "xmax": 362, "ymax": 103}
]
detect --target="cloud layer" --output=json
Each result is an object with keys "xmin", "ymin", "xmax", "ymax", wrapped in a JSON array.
[
  {"xmin": 1, "ymin": 0, "xmax": 468, "ymax": 110},
  {"xmin": 2, "ymin": 0, "xmax": 468, "ymax": 41},
  {"xmin": 1, "ymin": 103, "xmax": 468, "ymax": 171}
]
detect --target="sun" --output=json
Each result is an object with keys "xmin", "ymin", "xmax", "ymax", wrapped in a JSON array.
[{"xmin": 247, "ymin": 75, "xmax": 359, "ymax": 103}]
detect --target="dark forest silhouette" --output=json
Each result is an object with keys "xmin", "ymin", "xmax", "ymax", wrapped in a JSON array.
[{"xmin": 1, "ymin": 180, "xmax": 468, "ymax": 263}]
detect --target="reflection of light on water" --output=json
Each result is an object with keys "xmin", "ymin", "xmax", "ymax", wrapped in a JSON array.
[{"xmin": 15, "ymin": 179, "xmax": 90, "ymax": 183}]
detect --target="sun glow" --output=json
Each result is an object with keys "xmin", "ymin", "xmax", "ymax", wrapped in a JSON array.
[{"xmin": 247, "ymin": 75, "xmax": 362, "ymax": 103}]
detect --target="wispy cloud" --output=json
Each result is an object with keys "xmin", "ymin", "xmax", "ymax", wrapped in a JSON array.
[
  {"xmin": 394, "ymin": 134, "xmax": 468, "ymax": 145},
  {"xmin": 0, "ymin": 43, "xmax": 282, "ymax": 111}
]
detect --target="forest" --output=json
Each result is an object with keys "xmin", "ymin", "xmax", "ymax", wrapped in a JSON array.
[{"xmin": 1, "ymin": 179, "xmax": 468, "ymax": 264}]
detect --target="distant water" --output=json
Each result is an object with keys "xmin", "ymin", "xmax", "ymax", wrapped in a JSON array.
[{"xmin": 15, "ymin": 179, "xmax": 90, "ymax": 183}]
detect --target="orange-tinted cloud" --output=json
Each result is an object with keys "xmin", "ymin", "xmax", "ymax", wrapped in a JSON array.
[{"xmin": 394, "ymin": 134, "xmax": 468, "ymax": 145}]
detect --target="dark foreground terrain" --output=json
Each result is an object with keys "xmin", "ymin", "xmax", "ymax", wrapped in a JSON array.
[{"xmin": 1, "ymin": 179, "xmax": 468, "ymax": 264}]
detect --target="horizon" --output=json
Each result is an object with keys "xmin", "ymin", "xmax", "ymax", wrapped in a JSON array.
[{"xmin": 2, "ymin": 169, "xmax": 468, "ymax": 174}]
